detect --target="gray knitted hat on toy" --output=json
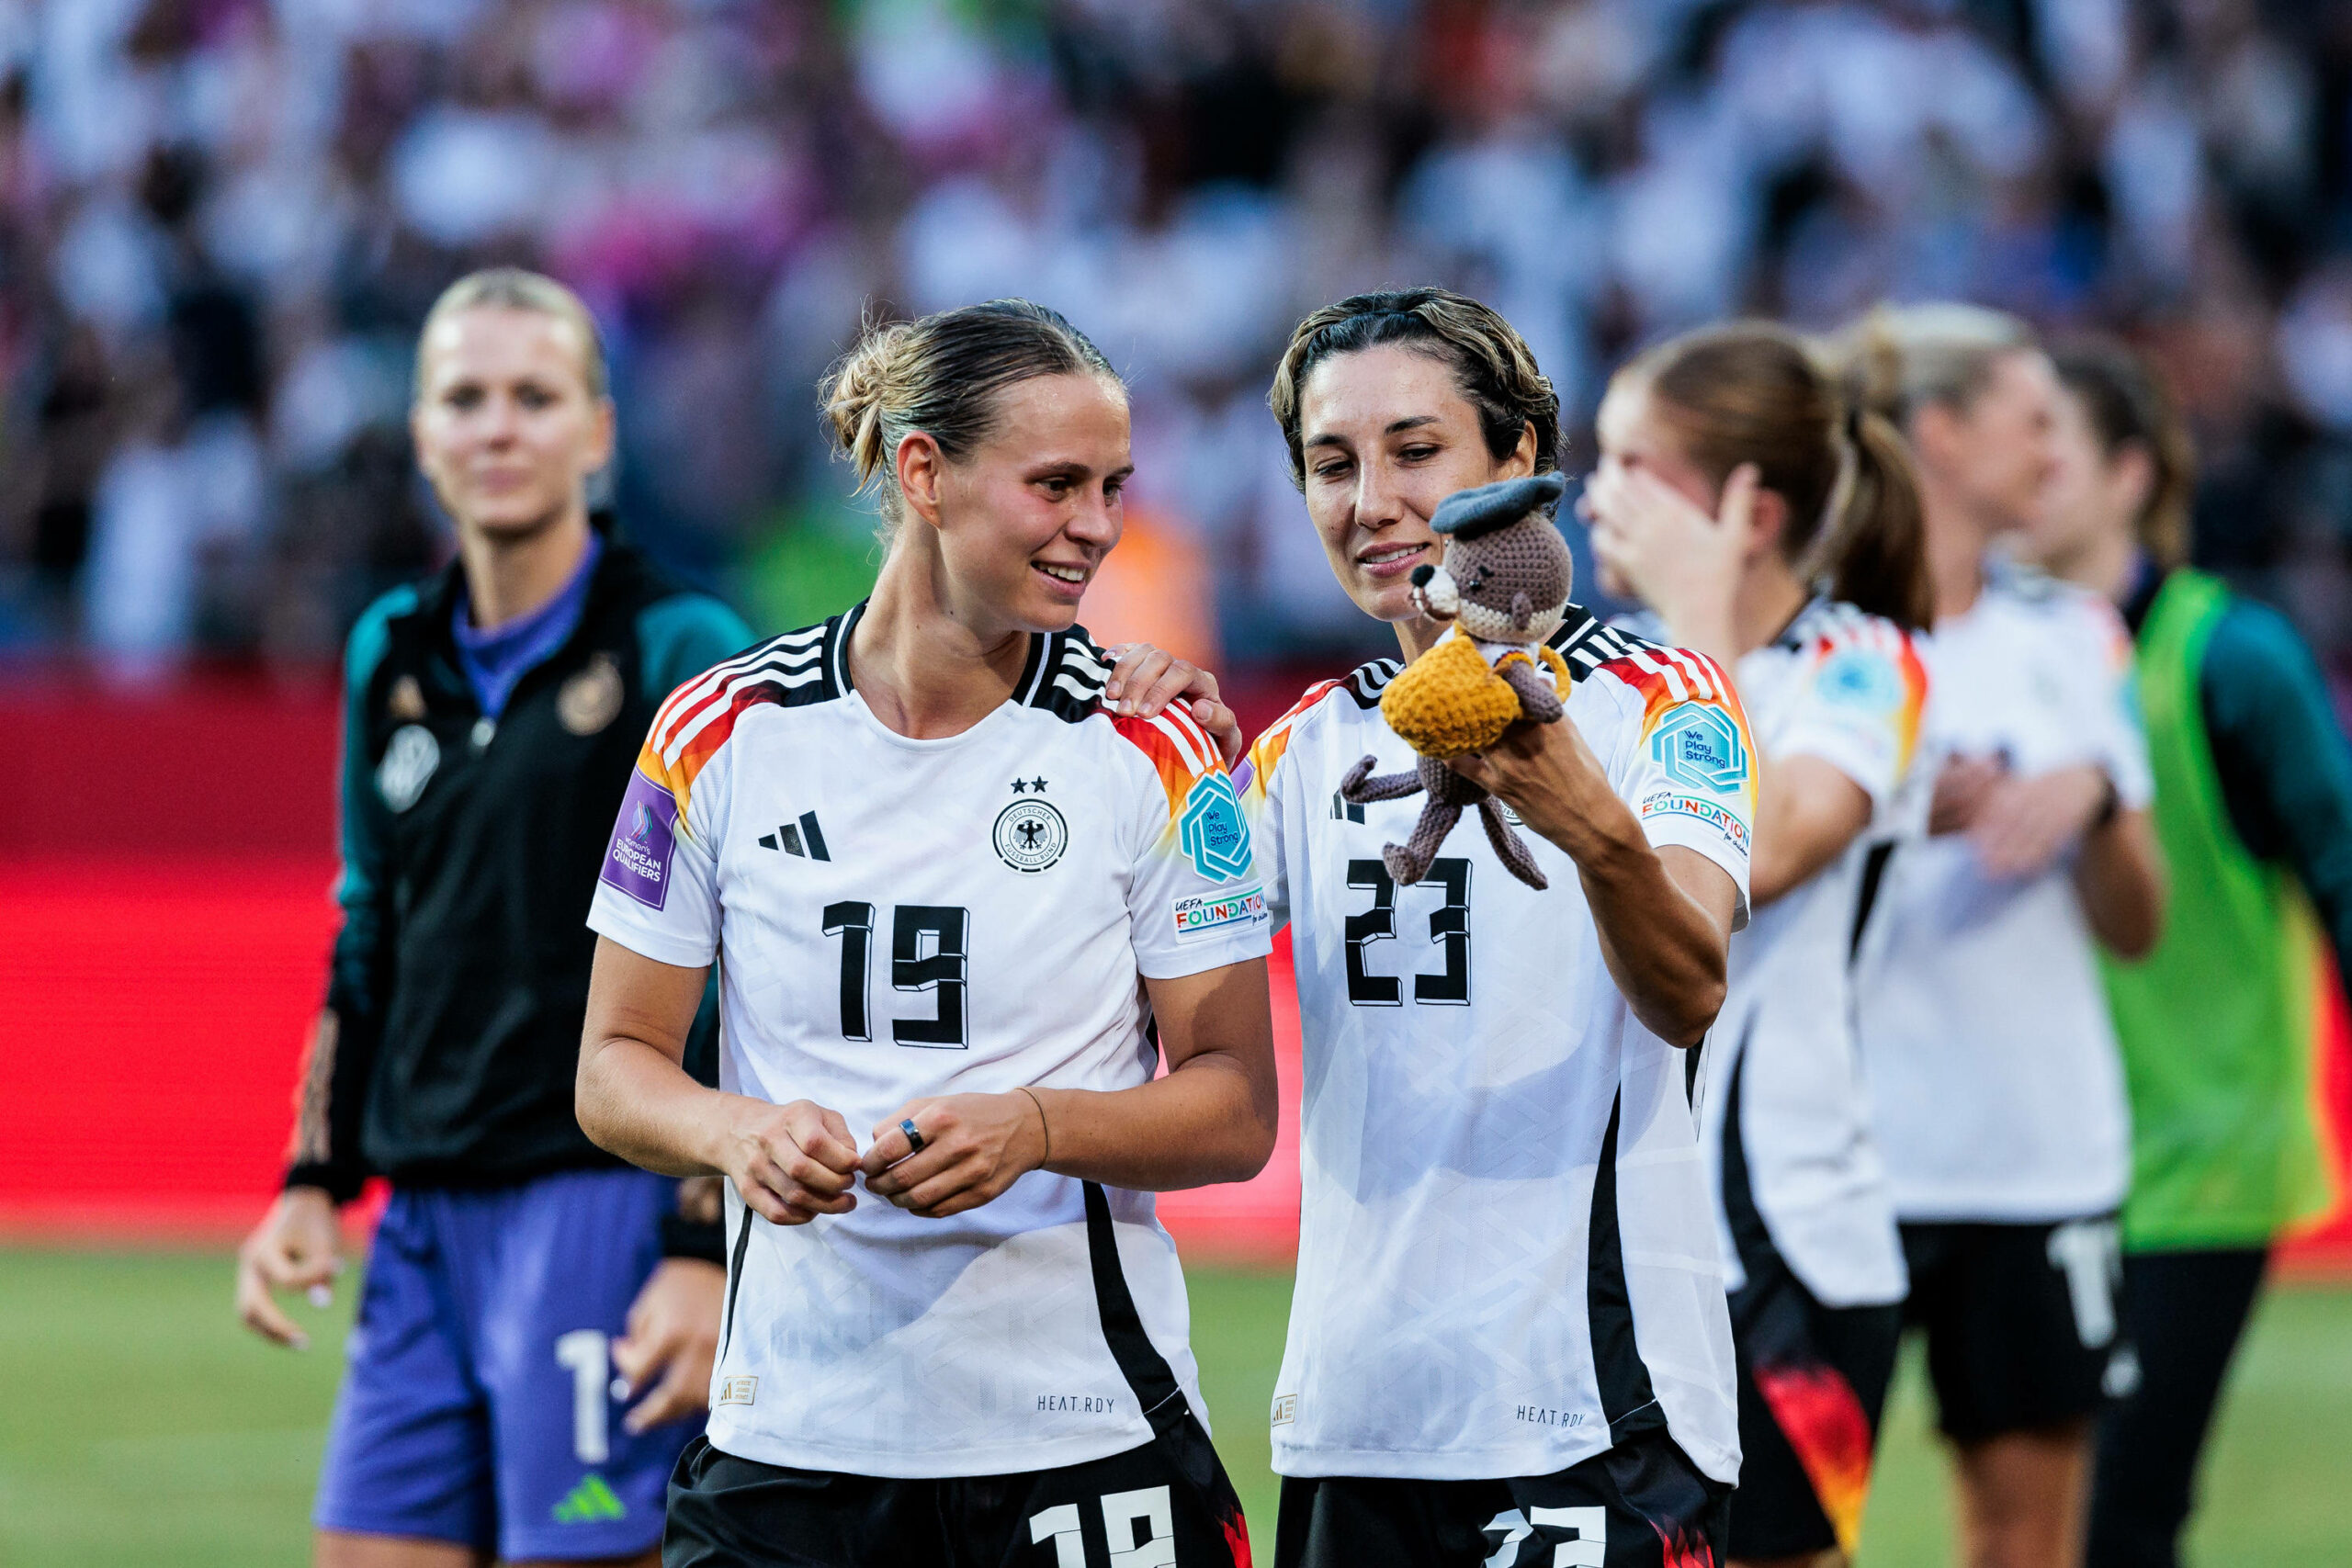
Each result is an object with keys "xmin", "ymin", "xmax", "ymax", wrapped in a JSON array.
[{"xmin": 1428, "ymin": 472, "xmax": 1566, "ymax": 538}]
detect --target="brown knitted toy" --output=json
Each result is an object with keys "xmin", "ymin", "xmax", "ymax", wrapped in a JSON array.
[{"xmin": 1340, "ymin": 472, "xmax": 1574, "ymax": 890}]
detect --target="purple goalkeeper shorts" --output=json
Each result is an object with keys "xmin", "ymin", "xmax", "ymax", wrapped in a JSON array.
[{"xmin": 314, "ymin": 1166, "xmax": 702, "ymax": 1562}]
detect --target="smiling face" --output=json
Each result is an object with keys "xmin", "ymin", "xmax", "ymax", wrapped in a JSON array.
[
  {"xmin": 412, "ymin": 305, "xmax": 614, "ymax": 540},
  {"xmin": 904, "ymin": 371, "xmax": 1133, "ymax": 636},
  {"xmin": 1295, "ymin": 343, "xmax": 1536, "ymax": 625}
]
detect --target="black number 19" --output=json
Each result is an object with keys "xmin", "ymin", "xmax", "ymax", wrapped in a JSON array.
[{"xmin": 820, "ymin": 901, "xmax": 970, "ymax": 1048}]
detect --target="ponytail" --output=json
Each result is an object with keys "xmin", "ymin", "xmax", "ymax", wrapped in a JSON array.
[
  {"xmin": 1622, "ymin": 320, "xmax": 1931, "ymax": 631},
  {"xmin": 1814, "ymin": 407, "xmax": 1932, "ymax": 630}
]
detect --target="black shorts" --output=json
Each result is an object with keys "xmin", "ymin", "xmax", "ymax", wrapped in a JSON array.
[
  {"xmin": 1272, "ymin": 1430, "xmax": 1728, "ymax": 1568},
  {"xmin": 1900, "ymin": 1217, "xmax": 2131, "ymax": 1445},
  {"xmin": 662, "ymin": 1415, "xmax": 1249, "ymax": 1567},
  {"xmin": 1716, "ymin": 1047, "xmax": 1902, "ymax": 1560},
  {"xmin": 666, "ymin": 1179, "xmax": 1250, "ymax": 1566},
  {"xmin": 1724, "ymin": 1259, "xmax": 1901, "ymax": 1560}
]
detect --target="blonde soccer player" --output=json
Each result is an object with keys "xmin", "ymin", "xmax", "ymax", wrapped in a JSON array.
[{"xmin": 577, "ymin": 299, "xmax": 1274, "ymax": 1566}]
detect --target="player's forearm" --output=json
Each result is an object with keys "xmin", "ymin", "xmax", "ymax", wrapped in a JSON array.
[
  {"xmin": 2075, "ymin": 807, "xmax": 2165, "ymax": 960},
  {"xmin": 1747, "ymin": 759, "xmax": 1870, "ymax": 908},
  {"xmin": 576, "ymin": 1034, "xmax": 734, "ymax": 1178},
  {"xmin": 1031, "ymin": 1052, "xmax": 1277, "ymax": 1190},
  {"xmin": 1582, "ymin": 837, "xmax": 1730, "ymax": 1048}
]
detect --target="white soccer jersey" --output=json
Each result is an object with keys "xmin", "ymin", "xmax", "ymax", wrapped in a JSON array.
[
  {"xmin": 1854, "ymin": 564, "xmax": 2154, "ymax": 1223},
  {"xmin": 586, "ymin": 607, "xmax": 1272, "ymax": 1478},
  {"xmin": 1239, "ymin": 610, "xmax": 1755, "ymax": 1487},
  {"xmin": 1703, "ymin": 599, "xmax": 1929, "ymax": 1308}
]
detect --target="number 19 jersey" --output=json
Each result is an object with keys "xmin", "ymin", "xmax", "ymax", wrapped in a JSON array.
[
  {"xmin": 1239, "ymin": 610, "xmax": 1753, "ymax": 1487},
  {"xmin": 585, "ymin": 607, "xmax": 1272, "ymax": 1478}
]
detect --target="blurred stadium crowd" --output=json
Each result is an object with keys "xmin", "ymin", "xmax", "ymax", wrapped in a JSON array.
[{"xmin": 5, "ymin": 0, "xmax": 2352, "ymax": 671}]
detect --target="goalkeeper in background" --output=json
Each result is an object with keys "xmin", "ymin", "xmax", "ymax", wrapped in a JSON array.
[{"xmin": 233, "ymin": 268, "xmax": 751, "ymax": 1568}]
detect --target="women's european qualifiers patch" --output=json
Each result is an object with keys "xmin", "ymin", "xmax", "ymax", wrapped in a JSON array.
[{"xmin": 602, "ymin": 768, "xmax": 681, "ymax": 910}]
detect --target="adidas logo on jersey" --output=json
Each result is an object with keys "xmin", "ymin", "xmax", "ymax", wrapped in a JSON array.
[{"xmin": 757, "ymin": 811, "xmax": 831, "ymax": 860}]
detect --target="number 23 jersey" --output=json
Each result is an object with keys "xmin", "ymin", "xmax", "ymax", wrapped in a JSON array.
[
  {"xmin": 586, "ymin": 608, "xmax": 1272, "ymax": 1478},
  {"xmin": 1239, "ymin": 610, "xmax": 1753, "ymax": 1486}
]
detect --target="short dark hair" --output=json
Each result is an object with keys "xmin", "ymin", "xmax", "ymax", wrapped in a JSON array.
[
  {"xmin": 1268, "ymin": 288, "xmax": 1559, "ymax": 487},
  {"xmin": 2052, "ymin": 338, "xmax": 2196, "ymax": 569}
]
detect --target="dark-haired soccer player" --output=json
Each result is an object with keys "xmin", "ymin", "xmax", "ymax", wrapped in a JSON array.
[
  {"xmin": 1241, "ymin": 288, "xmax": 1749, "ymax": 1568},
  {"xmin": 2022, "ymin": 338, "xmax": 2352, "ymax": 1568}
]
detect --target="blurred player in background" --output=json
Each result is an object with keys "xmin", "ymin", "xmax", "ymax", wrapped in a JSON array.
[
  {"xmin": 1585, "ymin": 322, "xmax": 1932, "ymax": 1568},
  {"xmin": 233, "ymin": 269, "xmax": 753, "ymax": 1568},
  {"xmin": 1838, "ymin": 305, "xmax": 2165, "ymax": 1568},
  {"xmin": 1237, "ymin": 288, "xmax": 1747, "ymax": 1566},
  {"xmin": 575, "ymin": 299, "xmax": 1273, "ymax": 1567},
  {"xmin": 2018, "ymin": 339, "xmax": 2352, "ymax": 1568}
]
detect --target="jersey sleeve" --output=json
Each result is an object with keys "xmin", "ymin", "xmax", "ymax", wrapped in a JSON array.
[
  {"xmin": 285, "ymin": 587, "xmax": 411, "ymax": 1202},
  {"xmin": 1774, "ymin": 623, "xmax": 1930, "ymax": 812},
  {"xmin": 585, "ymin": 676, "xmax": 728, "ymax": 969},
  {"xmin": 1114, "ymin": 706, "xmax": 1276, "ymax": 978},
  {"xmin": 1238, "ymin": 677, "xmax": 1342, "ymax": 932},
  {"xmin": 2072, "ymin": 597, "xmax": 2155, "ymax": 808},
  {"xmin": 1600, "ymin": 646, "xmax": 1758, "ymax": 927},
  {"xmin": 2202, "ymin": 598, "xmax": 2352, "ymax": 976},
  {"xmin": 634, "ymin": 594, "xmax": 754, "ymax": 1085}
]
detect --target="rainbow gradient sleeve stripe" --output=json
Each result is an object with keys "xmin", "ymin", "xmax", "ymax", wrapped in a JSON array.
[
  {"xmin": 597, "ymin": 649, "xmax": 800, "ymax": 908},
  {"xmin": 1884, "ymin": 631, "xmax": 1930, "ymax": 778},
  {"xmin": 1112, "ymin": 706, "xmax": 1261, "ymax": 894},
  {"xmin": 1602, "ymin": 645, "xmax": 1759, "ymax": 856},
  {"xmin": 1818, "ymin": 618, "xmax": 1929, "ymax": 773},
  {"xmin": 1236, "ymin": 675, "xmax": 1344, "ymax": 812}
]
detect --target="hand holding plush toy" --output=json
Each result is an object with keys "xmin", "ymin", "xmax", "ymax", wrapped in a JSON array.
[{"xmin": 1340, "ymin": 472, "xmax": 1575, "ymax": 890}]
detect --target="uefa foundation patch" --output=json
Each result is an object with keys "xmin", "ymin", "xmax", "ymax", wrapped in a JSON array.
[
  {"xmin": 1171, "ymin": 885, "xmax": 1267, "ymax": 944},
  {"xmin": 602, "ymin": 771, "xmax": 680, "ymax": 909},
  {"xmin": 1640, "ymin": 791, "xmax": 1750, "ymax": 852}
]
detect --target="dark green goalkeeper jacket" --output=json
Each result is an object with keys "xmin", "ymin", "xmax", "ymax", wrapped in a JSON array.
[{"xmin": 285, "ymin": 526, "xmax": 750, "ymax": 1201}]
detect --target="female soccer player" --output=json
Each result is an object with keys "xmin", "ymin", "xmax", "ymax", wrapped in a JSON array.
[
  {"xmin": 1582, "ymin": 322, "xmax": 1932, "ymax": 1568},
  {"xmin": 1232, "ymin": 288, "xmax": 1750, "ymax": 1567},
  {"xmin": 1838, "ymin": 306, "xmax": 2165, "ymax": 1568},
  {"xmin": 2018, "ymin": 340, "xmax": 2352, "ymax": 1568},
  {"xmin": 575, "ymin": 299, "xmax": 1275, "ymax": 1566},
  {"xmin": 233, "ymin": 268, "xmax": 754, "ymax": 1567}
]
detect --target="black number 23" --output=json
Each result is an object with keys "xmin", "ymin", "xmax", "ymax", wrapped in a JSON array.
[
  {"xmin": 1345, "ymin": 858, "xmax": 1472, "ymax": 1007},
  {"xmin": 820, "ymin": 902, "xmax": 970, "ymax": 1047}
]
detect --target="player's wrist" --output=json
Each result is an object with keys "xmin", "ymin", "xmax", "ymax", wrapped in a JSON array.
[
  {"xmin": 704, "ymin": 1090, "xmax": 774, "ymax": 1179},
  {"xmin": 1014, "ymin": 1086, "xmax": 1054, "ymax": 1175},
  {"xmin": 1521, "ymin": 746, "xmax": 1631, "ymax": 862},
  {"xmin": 2086, "ymin": 768, "xmax": 2122, "ymax": 833},
  {"xmin": 277, "ymin": 1179, "xmax": 342, "ymax": 1213}
]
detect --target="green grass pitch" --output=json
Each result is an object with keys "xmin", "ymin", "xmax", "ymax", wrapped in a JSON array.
[{"xmin": 4, "ymin": 1249, "xmax": 2347, "ymax": 1564}]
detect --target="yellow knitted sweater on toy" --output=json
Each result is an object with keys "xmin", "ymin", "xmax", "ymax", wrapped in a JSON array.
[{"xmin": 1380, "ymin": 626, "xmax": 1573, "ymax": 759}]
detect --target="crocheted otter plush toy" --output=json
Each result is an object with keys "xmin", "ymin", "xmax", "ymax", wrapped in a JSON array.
[{"xmin": 1340, "ymin": 472, "xmax": 1574, "ymax": 891}]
